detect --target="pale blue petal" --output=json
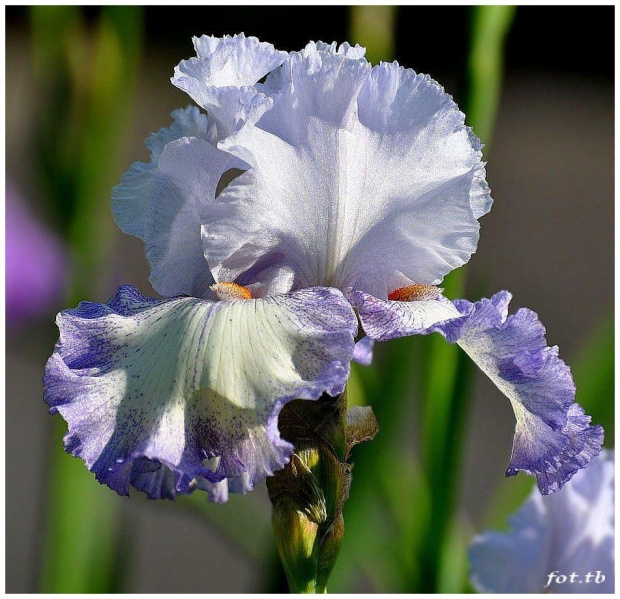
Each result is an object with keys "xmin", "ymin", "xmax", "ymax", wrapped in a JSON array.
[
  {"xmin": 43, "ymin": 285, "xmax": 357, "ymax": 502},
  {"xmin": 112, "ymin": 108, "xmax": 231, "ymax": 298},
  {"xmin": 172, "ymin": 33, "xmax": 287, "ymax": 141},
  {"xmin": 353, "ymin": 290, "xmax": 603, "ymax": 493},
  {"xmin": 469, "ymin": 491, "xmax": 551, "ymax": 593},
  {"xmin": 145, "ymin": 137, "xmax": 230, "ymax": 297},
  {"xmin": 305, "ymin": 41, "xmax": 366, "ymax": 59},
  {"xmin": 209, "ymin": 54, "xmax": 490, "ymax": 297},
  {"xmin": 189, "ymin": 33, "xmax": 287, "ymax": 87},
  {"xmin": 469, "ymin": 451, "xmax": 614, "ymax": 593},
  {"xmin": 352, "ymin": 336, "xmax": 374, "ymax": 366},
  {"xmin": 112, "ymin": 106, "xmax": 208, "ymax": 239},
  {"xmin": 257, "ymin": 47, "xmax": 372, "ymax": 147}
]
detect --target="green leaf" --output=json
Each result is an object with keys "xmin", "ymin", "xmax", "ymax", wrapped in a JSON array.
[
  {"xmin": 40, "ymin": 422, "xmax": 127, "ymax": 593},
  {"xmin": 349, "ymin": 6, "xmax": 398, "ymax": 65},
  {"xmin": 466, "ymin": 5, "xmax": 517, "ymax": 148},
  {"xmin": 572, "ymin": 316, "xmax": 614, "ymax": 445},
  {"xmin": 417, "ymin": 6, "xmax": 516, "ymax": 592}
]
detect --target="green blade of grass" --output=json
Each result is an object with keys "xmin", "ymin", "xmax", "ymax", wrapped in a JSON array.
[
  {"xmin": 40, "ymin": 422, "xmax": 128, "ymax": 593},
  {"xmin": 349, "ymin": 6, "xmax": 397, "ymax": 65},
  {"xmin": 466, "ymin": 5, "xmax": 517, "ymax": 150},
  {"xmin": 572, "ymin": 316, "xmax": 614, "ymax": 446}
]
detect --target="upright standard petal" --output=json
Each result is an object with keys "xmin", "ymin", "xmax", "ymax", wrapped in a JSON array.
[
  {"xmin": 352, "ymin": 289, "xmax": 603, "ymax": 493},
  {"xmin": 469, "ymin": 450, "xmax": 614, "ymax": 593},
  {"xmin": 206, "ymin": 51, "xmax": 491, "ymax": 298},
  {"xmin": 111, "ymin": 107, "xmax": 231, "ymax": 298},
  {"xmin": 44, "ymin": 285, "xmax": 357, "ymax": 502},
  {"xmin": 172, "ymin": 33, "xmax": 287, "ymax": 141}
]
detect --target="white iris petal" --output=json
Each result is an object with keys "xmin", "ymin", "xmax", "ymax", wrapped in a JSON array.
[
  {"xmin": 44, "ymin": 286, "xmax": 357, "ymax": 500},
  {"xmin": 204, "ymin": 48, "xmax": 491, "ymax": 298}
]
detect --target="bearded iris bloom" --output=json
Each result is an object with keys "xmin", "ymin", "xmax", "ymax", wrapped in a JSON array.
[
  {"xmin": 44, "ymin": 34, "xmax": 602, "ymax": 504},
  {"xmin": 469, "ymin": 450, "xmax": 614, "ymax": 593}
]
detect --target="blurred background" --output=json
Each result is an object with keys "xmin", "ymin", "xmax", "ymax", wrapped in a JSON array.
[{"xmin": 6, "ymin": 5, "xmax": 613, "ymax": 593}]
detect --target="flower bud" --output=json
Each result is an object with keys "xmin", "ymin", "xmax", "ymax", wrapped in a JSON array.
[{"xmin": 267, "ymin": 391, "xmax": 378, "ymax": 592}]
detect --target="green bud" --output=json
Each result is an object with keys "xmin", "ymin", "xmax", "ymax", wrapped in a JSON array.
[
  {"xmin": 271, "ymin": 493, "xmax": 321, "ymax": 593},
  {"xmin": 267, "ymin": 390, "xmax": 378, "ymax": 593}
]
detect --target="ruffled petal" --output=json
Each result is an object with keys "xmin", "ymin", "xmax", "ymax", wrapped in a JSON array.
[
  {"xmin": 112, "ymin": 108, "xmax": 231, "ymax": 298},
  {"xmin": 189, "ymin": 33, "xmax": 288, "ymax": 87},
  {"xmin": 256, "ymin": 46, "xmax": 372, "ymax": 147},
  {"xmin": 353, "ymin": 290, "xmax": 603, "ymax": 493},
  {"xmin": 469, "ymin": 450, "xmax": 614, "ymax": 593},
  {"xmin": 112, "ymin": 106, "xmax": 208, "ymax": 239},
  {"xmin": 305, "ymin": 41, "xmax": 366, "ymax": 59},
  {"xmin": 172, "ymin": 33, "xmax": 287, "ymax": 141},
  {"xmin": 206, "ymin": 52, "xmax": 490, "ymax": 297},
  {"xmin": 43, "ymin": 285, "xmax": 357, "ymax": 502}
]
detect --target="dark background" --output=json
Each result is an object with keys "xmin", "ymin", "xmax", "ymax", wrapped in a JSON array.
[{"xmin": 7, "ymin": 5, "xmax": 615, "ymax": 80}]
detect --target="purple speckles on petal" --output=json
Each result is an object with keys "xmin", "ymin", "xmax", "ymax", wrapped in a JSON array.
[
  {"xmin": 439, "ymin": 293, "xmax": 603, "ymax": 494},
  {"xmin": 352, "ymin": 289, "xmax": 603, "ymax": 494},
  {"xmin": 348, "ymin": 289, "xmax": 462, "ymax": 341},
  {"xmin": 43, "ymin": 285, "xmax": 357, "ymax": 501}
]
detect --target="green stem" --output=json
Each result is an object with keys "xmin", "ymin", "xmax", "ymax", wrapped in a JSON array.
[
  {"xmin": 267, "ymin": 392, "xmax": 377, "ymax": 592},
  {"xmin": 267, "ymin": 393, "xmax": 347, "ymax": 593},
  {"xmin": 418, "ymin": 6, "xmax": 516, "ymax": 593},
  {"xmin": 350, "ymin": 5, "xmax": 398, "ymax": 64}
]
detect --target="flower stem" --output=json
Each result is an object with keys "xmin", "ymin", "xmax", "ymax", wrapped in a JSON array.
[{"xmin": 267, "ymin": 391, "xmax": 377, "ymax": 593}]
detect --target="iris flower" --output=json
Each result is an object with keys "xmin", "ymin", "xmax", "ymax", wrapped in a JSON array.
[
  {"xmin": 44, "ymin": 34, "xmax": 602, "ymax": 503},
  {"xmin": 469, "ymin": 450, "xmax": 614, "ymax": 593}
]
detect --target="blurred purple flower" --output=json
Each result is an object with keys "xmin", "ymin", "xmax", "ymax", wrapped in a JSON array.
[
  {"xmin": 6, "ymin": 183, "xmax": 66, "ymax": 330},
  {"xmin": 469, "ymin": 450, "xmax": 614, "ymax": 593}
]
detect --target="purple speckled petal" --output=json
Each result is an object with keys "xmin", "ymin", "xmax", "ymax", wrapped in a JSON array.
[
  {"xmin": 44, "ymin": 285, "xmax": 357, "ymax": 502},
  {"xmin": 469, "ymin": 450, "xmax": 614, "ymax": 593},
  {"xmin": 348, "ymin": 289, "xmax": 462, "ymax": 341},
  {"xmin": 172, "ymin": 33, "xmax": 287, "ymax": 141},
  {"xmin": 352, "ymin": 290, "xmax": 603, "ymax": 494},
  {"xmin": 111, "ymin": 107, "xmax": 231, "ymax": 298}
]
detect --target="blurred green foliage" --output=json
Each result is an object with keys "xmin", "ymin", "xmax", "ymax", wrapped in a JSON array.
[
  {"xmin": 349, "ymin": 5, "xmax": 397, "ymax": 65},
  {"xmin": 34, "ymin": 6, "xmax": 143, "ymax": 593},
  {"xmin": 573, "ymin": 317, "xmax": 614, "ymax": 447}
]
